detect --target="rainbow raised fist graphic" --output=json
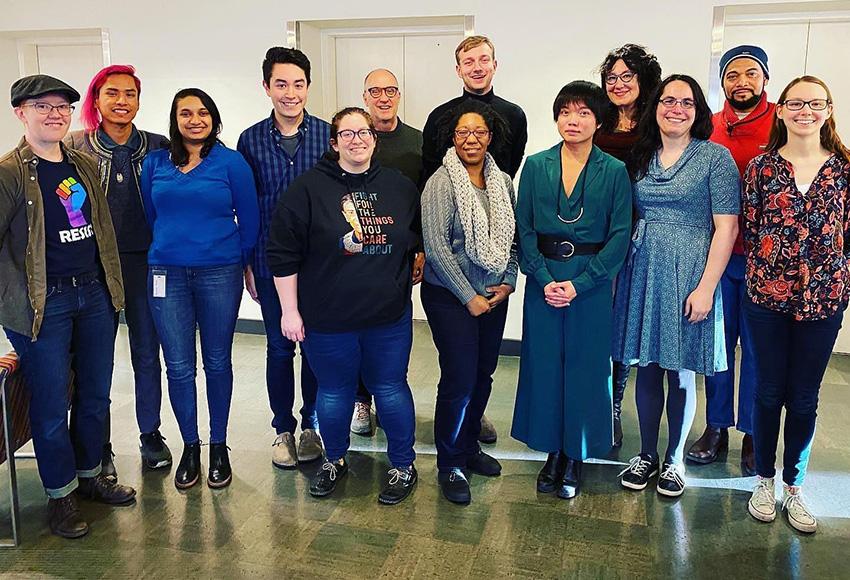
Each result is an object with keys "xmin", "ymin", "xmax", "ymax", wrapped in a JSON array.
[{"xmin": 55, "ymin": 177, "xmax": 89, "ymax": 228}]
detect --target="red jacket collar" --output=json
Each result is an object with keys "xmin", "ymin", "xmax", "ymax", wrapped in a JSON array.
[{"xmin": 721, "ymin": 92, "xmax": 772, "ymax": 128}]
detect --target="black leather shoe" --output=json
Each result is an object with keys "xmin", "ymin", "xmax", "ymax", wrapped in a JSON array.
[
  {"xmin": 537, "ymin": 452, "xmax": 568, "ymax": 493},
  {"xmin": 557, "ymin": 458, "xmax": 582, "ymax": 499},
  {"xmin": 741, "ymin": 434, "xmax": 757, "ymax": 476},
  {"xmin": 309, "ymin": 458, "xmax": 348, "ymax": 498},
  {"xmin": 175, "ymin": 443, "xmax": 202, "ymax": 490},
  {"xmin": 438, "ymin": 468, "xmax": 471, "ymax": 505},
  {"xmin": 466, "ymin": 450, "xmax": 501, "ymax": 477},
  {"xmin": 612, "ymin": 362, "xmax": 630, "ymax": 448},
  {"xmin": 77, "ymin": 474, "xmax": 136, "ymax": 505},
  {"xmin": 101, "ymin": 442, "xmax": 118, "ymax": 481},
  {"xmin": 48, "ymin": 495, "xmax": 89, "ymax": 539},
  {"xmin": 686, "ymin": 426, "xmax": 728, "ymax": 464},
  {"xmin": 208, "ymin": 443, "xmax": 232, "ymax": 488},
  {"xmin": 378, "ymin": 465, "xmax": 417, "ymax": 505}
]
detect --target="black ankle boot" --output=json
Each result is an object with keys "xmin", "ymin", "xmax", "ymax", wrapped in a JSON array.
[
  {"xmin": 175, "ymin": 443, "xmax": 201, "ymax": 490},
  {"xmin": 557, "ymin": 457, "xmax": 582, "ymax": 499},
  {"xmin": 537, "ymin": 452, "xmax": 568, "ymax": 493},
  {"xmin": 612, "ymin": 361, "xmax": 630, "ymax": 448},
  {"xmin": 208, "ymin": 443, "xmax": 232, "ymax": 488}
]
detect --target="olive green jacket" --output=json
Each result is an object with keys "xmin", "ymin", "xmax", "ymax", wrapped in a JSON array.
[{"xmin": 0, "ymin": 137, "xmax": 124, "ymax": 340}]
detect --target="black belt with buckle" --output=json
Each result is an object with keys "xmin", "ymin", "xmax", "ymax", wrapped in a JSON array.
[
  {"xmin": 46, "ymin": 271, "xmax": 102, "ymax": 290},
  {"xmin": 537, "ymin": 235, "xmax": 604, "ymax": 261}
]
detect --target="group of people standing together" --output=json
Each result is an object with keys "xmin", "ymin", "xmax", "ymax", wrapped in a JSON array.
[{"xmin": 0, "ymin": 33, "xmax": 847, "ymax": 540}]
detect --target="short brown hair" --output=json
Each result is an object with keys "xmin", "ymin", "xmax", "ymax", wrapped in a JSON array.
[{"xmin": 454, "ymin": 35, "xmax": 495, "ymax": 64}]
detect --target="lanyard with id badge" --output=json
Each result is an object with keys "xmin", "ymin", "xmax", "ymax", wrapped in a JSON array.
[{"xmin": 152, "ymin": 269, "xmax": 167, "ymax": 298}]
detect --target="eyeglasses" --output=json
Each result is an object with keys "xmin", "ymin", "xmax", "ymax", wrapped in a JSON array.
[
  {"xmin": 21, "ymin": 102, "xmax": 75, "ymax": 116},
  {"xmin": 336, "ymin": 129, "xmax": 375, "ymax": 142},
  {"xmin": 658, "ymin": 97, "xmax": 696, "ymax": 110},
  {"xmin": 366, "ymin": 86, "xmax": 399, "ymax": 98},
  {"xmin": 604, "ymin": 71, "xmax": 636, "ymax": 85},
  {"xmin": 454, "ymin": 128, "xmax": 491, "ymax": 141},
  {"xmin": 781, "ymin": 99, "xmax": 830, "ymax": 111}
]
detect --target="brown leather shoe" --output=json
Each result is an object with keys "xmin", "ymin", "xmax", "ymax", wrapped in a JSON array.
[
  {"xmin": 77, "ymin": 474, "xmax": 137, "ymax": 505},
  {"xmin": 686, "ymin": 426, "xmax": 728, "ymax": 465},
  {"xmin": 48, "ymin": 494, "xmax": 89, "ymax": 539},
  {"xmin": 741, "ymin": 433, "xmax": 757, "ymax": 476}
]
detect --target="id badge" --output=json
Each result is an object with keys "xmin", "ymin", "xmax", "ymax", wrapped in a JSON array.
[{"xmin": 152, "ymin": 269, "xmax": 167, "ymax": 298}]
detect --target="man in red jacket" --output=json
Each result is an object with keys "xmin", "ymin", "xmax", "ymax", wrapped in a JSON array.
[{"xmin": 688, "ymin": 45, "xmax": 775, "ymax": 476}]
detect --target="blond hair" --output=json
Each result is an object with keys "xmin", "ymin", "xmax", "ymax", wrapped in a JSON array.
[{"xmin": 454, "ymin": 35, "xmax": 495, "ymax": 64}]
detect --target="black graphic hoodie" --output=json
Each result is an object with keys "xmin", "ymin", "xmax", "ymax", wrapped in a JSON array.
[{"xmin": 267, "ymin": 157, "xmax": 420, "ymax": 333}]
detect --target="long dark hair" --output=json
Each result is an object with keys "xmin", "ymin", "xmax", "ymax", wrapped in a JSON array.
[
  {"xmin": 168, "ymin": 88, "xmax": 222, "ymax": 167},
  {"xmin": 627, "ymin": 74, "xmax": 714, "ymax": 180},
  {"xmin": 767, "ymin": 75, "xmax": 850, "ymax": 162},
  {"xmin": 435, "ymin": 99, "xmax": 509, "ymax": 157},
  {"xmin": 598, "ymin": 44, "xmax": 662, "ymax": 133}
]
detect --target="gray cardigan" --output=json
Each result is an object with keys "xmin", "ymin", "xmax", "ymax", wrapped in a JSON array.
[{"xmin": 421, "ymin": 166, "xmax": 519, "ymax": 304}]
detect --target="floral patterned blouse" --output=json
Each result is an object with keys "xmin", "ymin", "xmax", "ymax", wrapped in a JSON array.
[{"xmin": 742, "ymin": 150, "xmax": 850, "ymax": 320}]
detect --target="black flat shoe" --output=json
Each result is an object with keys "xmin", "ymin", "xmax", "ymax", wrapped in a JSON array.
[
  {"xmin": 438, "ymin": 468, "xmax": 471, "ymax": 505},
  {"xmin": 208, "ymin": 442, "xmax": 232, "ymax": 488},
  {"xmin": 466, "ymin": 450, "xmax": 501, "ymax": 477},
  {"xmin": 378, "ymin": 465, "xmax": 417, "ymax": 505},
  {"xmin": 537, "ymin": 452, "xmax": 568, "ymax": 493},
  {"xmin": 557, "ymin": 457, "xmax": 582, "ymax": 499},
  {"xmin": 175, "ymin": 442, "xmax": 201, "ymax": 490},
  {"xmin": 309, "ymin": 458, "xmax": 348, "ymax": 498}
]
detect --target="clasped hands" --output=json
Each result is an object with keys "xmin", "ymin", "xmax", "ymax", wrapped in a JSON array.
[
  {"xmin": 466, "ymin": 284, "xmax": 514, "ymax": 317},
  {"xmin": 544, "ymin": 280, "xmax": 577, "ymax": 308}
]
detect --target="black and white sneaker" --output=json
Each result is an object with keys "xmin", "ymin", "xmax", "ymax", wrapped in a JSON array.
[
  {"xmin": 656, "ymin": 462, "xmax": 686, "ymax": 497},
  {"xmin": 140, "ymin": 430, "xmax": 172, "ymax": 469},
  {"xmin": 378, "ymin": 465, "xmax": 418, "ymax": 505},
  {"xmin": 619, "ymin": 453, "xmax": 660, "ymax": 491}
]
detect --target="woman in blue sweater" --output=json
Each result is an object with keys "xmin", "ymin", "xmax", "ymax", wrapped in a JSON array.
[{"xmin": 141, "ymin": 88, "xmax": 259, "ymax": 490}]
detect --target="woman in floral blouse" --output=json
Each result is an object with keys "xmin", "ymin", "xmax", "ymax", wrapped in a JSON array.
[{"xmin": 742, "ymin": 75, "xmax": 850, "ymax": 534}]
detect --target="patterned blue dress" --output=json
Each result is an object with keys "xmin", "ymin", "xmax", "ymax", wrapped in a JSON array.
[{"xmin": 612, "ymin": 139, "xmax": 740, "ymax": 375}]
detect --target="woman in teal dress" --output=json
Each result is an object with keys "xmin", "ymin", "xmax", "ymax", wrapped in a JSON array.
[{"xmin": 511, "ymin": 81, "xmax": 632, "ymax": 499}]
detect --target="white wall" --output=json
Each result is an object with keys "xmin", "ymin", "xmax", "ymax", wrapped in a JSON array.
[{"xmin": 0, "ymin": 0, "xmax": 828, "ymax": 339}]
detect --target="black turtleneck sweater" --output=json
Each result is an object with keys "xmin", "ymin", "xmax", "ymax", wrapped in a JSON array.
[{"xmin": 421, "ymin": 89, "xmax": 527, "ymax": 187}]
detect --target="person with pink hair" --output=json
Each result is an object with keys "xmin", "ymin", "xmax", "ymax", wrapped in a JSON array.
[{"xmin": 65, "ymin": 64, "xmax": 171, "ymax": 479}]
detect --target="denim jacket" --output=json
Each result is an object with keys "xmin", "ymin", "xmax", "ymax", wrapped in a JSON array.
[{"xmin": 0, "ymin": 137, "xmax": 124, "ymax": 339}]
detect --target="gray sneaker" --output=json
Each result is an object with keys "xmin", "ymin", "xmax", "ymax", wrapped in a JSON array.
[
  {"xmin": 351, "ymin": 401, "xmax": 374, "ymax": 436},
  {"xmin": 298, "ymin": 429, "xmax": 324, "ymax": 463},
  {"xmin": 272, "ymin": 432, "xmax": 298, "ymax": 469}
]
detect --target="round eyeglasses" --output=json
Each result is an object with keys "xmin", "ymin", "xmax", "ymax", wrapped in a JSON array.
[
  {"xmin": 366, "ymin": 86, "xmax": 399, "ymax": 98},
  {"xmin": 336, "ymin": 129, "xmax": 375, "ymax": 142}
]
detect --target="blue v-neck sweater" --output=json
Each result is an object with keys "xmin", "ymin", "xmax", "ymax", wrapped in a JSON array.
[{"xmin": 141, "ymin": 144, "xmax": 260, "ymax": 267}]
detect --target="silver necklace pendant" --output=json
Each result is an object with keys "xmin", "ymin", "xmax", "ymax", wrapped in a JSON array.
[
  {"xmin": 116, "ymin": 172, "xmax": 124, "ymax": 183},
  {"xmin": 557, "ymin": 207, "xmax": 584, "ymax": 224}
]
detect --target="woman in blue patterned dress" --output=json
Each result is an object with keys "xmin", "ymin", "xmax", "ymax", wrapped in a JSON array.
[{"xmin": 613, "ymin": 75, "xmax": 740, "ymax": 497}]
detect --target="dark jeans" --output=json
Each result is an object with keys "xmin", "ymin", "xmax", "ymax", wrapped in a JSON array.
[
  {"xmin": 254, "ymin": 276, "xmax": 318, "ymax": 434},
  {"xmin": 743, "ymin": 297, "xmax": 842, "ymax": 486},
  {"xmin": 636, "ymin": 363, "xmax": 697, "ymax": 465},
  {"xmin": 4, "ymin": 278, "xmax": 114, "ymax": 498},
  {"xmin": 704, "ymin": 254, "xmax": 756, "ymax": 433},
  {"xmin": 421, "ymin": 282, "xmax": 508, "ymax": 472},
  {"xmin": 305, "ymin": 305, "xmax": 416, "ymax": 467},
  {"xmin": 148, "ymin": 263, "xmax": 242, "ymax": 444}
]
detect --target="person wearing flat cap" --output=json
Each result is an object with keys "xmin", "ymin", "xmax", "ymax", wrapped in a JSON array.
[
  {"xmin": 687, "ymin": 45, "xmax": 775, "ymax": 476},
  {"xmin": 0, "ymin": 74, "xmax": 136, "ymax": 539}
]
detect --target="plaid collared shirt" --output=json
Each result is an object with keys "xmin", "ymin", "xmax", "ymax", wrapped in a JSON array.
[{"xmin": 237, "ymin": 110, "xmax": 330, "ymax": 278}]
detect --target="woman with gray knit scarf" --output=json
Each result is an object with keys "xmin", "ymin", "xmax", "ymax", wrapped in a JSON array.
[{"xmin": 421, "ymin": 100, "xmax": 518, "ymax": 506}]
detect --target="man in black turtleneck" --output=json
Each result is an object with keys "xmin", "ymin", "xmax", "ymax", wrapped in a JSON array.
[{"xmin": 421, "ymin": 35, "xmax": 527, "ymax": 186}]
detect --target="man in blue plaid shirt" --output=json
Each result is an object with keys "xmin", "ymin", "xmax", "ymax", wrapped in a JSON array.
[{"xmin": 237, "ymin": 47, "xmax": 330, "ymax": 469}]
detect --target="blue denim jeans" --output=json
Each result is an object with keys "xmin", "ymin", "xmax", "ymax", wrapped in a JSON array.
[
  {"xmin": 743, "ymin": 297, "xmax": 842, "ymax": 486},
  {"xmin": 305, "ymin": 306, "xmax": 416, "ymax": 467},
  {"xmin": 148, "ymin": 263, "xmax": 242, "ymax": 444},
  {"xmin": 4, "ymin": 278, "xmax": 114, "ymax": 498},
  {"xmin": 254, "ymin": 276, "xmax": 318, "ymax": 434},
  {"xmin": 704, "ymin": 254, "xmax": 756, "ymax": 433}
]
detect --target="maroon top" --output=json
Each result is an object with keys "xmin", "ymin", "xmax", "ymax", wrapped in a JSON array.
[{"xmin": 594, "ymin": 129, "xmax": 638, "ymax": 163}]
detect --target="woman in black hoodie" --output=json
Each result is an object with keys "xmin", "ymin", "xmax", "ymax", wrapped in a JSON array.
[{"xmin": 267, "ymin": 107, "xmax": 420, "ymax": 505}]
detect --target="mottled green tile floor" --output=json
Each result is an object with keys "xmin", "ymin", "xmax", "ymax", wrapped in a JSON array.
[{"xmin": 1, "ymin": 322, "xmax": 849, "ymax": 578}]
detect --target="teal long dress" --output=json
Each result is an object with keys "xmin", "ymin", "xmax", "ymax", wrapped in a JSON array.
[{"xmin": 511, "ymin": 144, "xmax": 633, "ymax": 459}]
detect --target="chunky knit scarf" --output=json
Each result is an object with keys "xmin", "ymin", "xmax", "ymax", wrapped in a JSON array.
[{"xmin": 442, "ymin": 148, "xmax": 515, "ymax": 274}]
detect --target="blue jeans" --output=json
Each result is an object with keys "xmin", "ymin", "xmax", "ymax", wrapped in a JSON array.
[
  {"xmin": 743, "ymin": 297, "xmax": 842, "ymax": 486},
  {"xmin": 4, "ymin": 278, "xmax": 114, "ymax": 498},
  {"xmin": 636, "ymin": 364, "xmax": 697, "ymax": 465},
  {"xmin": 421, "ymin": 282, "xmax": 507, "ymax": 471},
  {"xmin": 305, "ymin": 306, "xmax": 416, "ymax": 467},
  {"xmin": 148, "ymin": 263, "xmax": 242, "ymax": 444},
  {"xmin": 254, "ymin": 276, "xmax": 318, "ymax": 434},
  {"xmin": 704, "ymin": 254, "xmax": 756, "ymax": 433}
]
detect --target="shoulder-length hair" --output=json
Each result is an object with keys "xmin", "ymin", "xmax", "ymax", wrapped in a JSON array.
[
  {"xmin": 767, "ymin": 75, "xmax": 850, "ymax": 162},
  {"xmin": 168, "ymin": 88, "xmax": 223, "ymax": 167},
  {"xmin": 627, "ymin": 74, "xmax": 713, "ymax": 180},
  {"xmin": 435, "ymin": 99, "xmax": 510, "ymax": 158},
  {"xmin": 598, "ymin": 44, "xmax": 662, "ymax": 133},
  {"xmin": 80, "ymin": 64, "xmax": 142, "ymax": 133}
]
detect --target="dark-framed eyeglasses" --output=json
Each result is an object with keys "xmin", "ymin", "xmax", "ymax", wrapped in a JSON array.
[
  {"xmin": 21, "ymin": 102, "xmax": 75, "ymax": 116},
  {"xmin": 781, "ymin": 99, "xmax": 830, "ymax": 111},
  {"xmin": 366, "ymin": 86, "xmax": 399, "ymax": 98},
  {"xmin": 454, "ymin": 128, "xmax": 490, "ymax": 141},
  {"xmin": 336, "ymin": 128, "xmax": 375, "ymax": 142},
  {"xmin": 604, "ymin": 71, "xmax": 636, "ymax": 85},
  {"xmin": 658, "ymin": 96, "xmax": 696, "ymax": 110}
]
